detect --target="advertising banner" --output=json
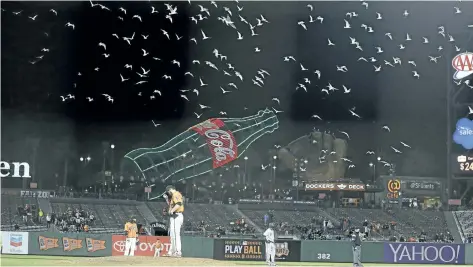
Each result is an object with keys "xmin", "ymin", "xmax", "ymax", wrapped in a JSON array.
[
  {"xmin": 1, "ymin": 231, "xmax": 29, "ymax": 254},
  {"xmin": 111, "ymin": 235, "xmax": 170, "ymax": 256},
  {"xmin": 384, "ymin": 242, "xmax": 465, "ymax": 264},
  {"xmin": 304, "ymin": 182, "xmax": 365, "ymax": 191},
  {"xmin": 213, "ymin": 239, "xmax": 300, "ymax": 262},
  {"xmin": 28, "ymin": 232, "xmax": 110, "ymax": 256}
]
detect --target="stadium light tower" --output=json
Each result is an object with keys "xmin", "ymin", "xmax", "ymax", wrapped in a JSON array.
[
  {"xmin": 243, "ymin": 156, "xmax": 248, "ymax": 185},
  {"xmin": 110, "ymin": 144, "xmax": 115, "ymax": 183},
  {"xmin": 369, "ymin": 162, "xmax": 376, "ymax": 183}
]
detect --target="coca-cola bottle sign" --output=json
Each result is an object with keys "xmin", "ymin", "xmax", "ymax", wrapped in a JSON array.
[{"xmin": 124, "ymin": 108, "xmax": 279, "ymax": 183}]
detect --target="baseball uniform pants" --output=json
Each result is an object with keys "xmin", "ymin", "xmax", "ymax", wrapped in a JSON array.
[
  {"xmin": 124, "ymin": 237, "xmax": 136, "ymax": 256},
  {"xmin": 352, "ymin": 246, "xmax": 363, "ymax": 267},
  {"xmin": 265, "ymin": 242, "xmax": 275, "ymax": 265},
  {"xmin": 169, "ymin": 213, "xmax": 183, "ymax": 255}
]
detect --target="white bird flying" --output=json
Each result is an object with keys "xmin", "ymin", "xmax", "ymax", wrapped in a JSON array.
[
  {"xmin": 344, "ymin": 19, "xmax": 351, "ymax": 29},
  {"xmin": 199, "ymin": 78, "xmax": 208, "ymax": 87},
  {"xmin": 400, "ymin": 142, "xmax": 411, "ymax": 148},
  {"xmin": 133, "ymin": 15, "xmax": 142, "ymax": 22},
  {"xmin": 201, "ymin": 29, "xmax": 210, "ymax": 40}
]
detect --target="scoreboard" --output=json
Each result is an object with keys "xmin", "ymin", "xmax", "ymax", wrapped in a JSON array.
[{"xmin": 453, "ymin": 154, "xmax": 473, "ymax": 176}]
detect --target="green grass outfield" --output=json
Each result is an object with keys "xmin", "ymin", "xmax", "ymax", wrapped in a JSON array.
[{"xmin": 0, "ymin": 255, "xmax": 466, "ymax": 267}]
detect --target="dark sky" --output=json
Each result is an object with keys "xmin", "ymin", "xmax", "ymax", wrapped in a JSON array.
[{"xmin": 1, "ymin": 1, "xmax": 473, "ymax": 190}]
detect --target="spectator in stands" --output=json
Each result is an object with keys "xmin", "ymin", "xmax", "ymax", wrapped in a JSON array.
[
  {"xmin": 46, "ymin": 213, "xmax": 51, "ymax": 228},
  {"xmin": 18, "ymin": 205, "xmax": 27, "ymax": 224},
  {"xmin": 362, "ymin": 220, "xmax": 369, "ymax": 236},
  {"xmin": 419, "ymin": 229, "xmax": 427, "ymax": 242},
  {"xmin": 38, "ymin": 209, "xmax": 44, "ymax": 223}
]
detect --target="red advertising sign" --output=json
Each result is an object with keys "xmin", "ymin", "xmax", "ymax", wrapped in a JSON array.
[
  {"xmin": 191, "ymin": 118, "xmax": 238, "ymax": 169},
  {"xmin": 111, "ymin": 235, "xmax": 170, "ymax": 256}
]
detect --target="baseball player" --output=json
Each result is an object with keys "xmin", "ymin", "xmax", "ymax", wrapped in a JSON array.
[
  {"xmin": 124, "ymin": 218, "xmax": 138, "ymax": 256},
  {"xmin": 352, "ymin": 228, "xmax": 363, "ymax": 267},
  {"xmin": 154, "ymin": 239, "xmax": 163, "ymax": 258},
  {"xmin": 263, "ymin": 222, "xmax": 276, "ymax": 266},
  {"xmin": 164, "ymin": 185, "xmax": 184, "ymax": 257}
]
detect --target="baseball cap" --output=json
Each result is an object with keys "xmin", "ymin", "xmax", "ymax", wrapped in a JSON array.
[
  {"xmin": 355, "ymin": 229, "xmax": 360, "ymax": 233},
  {"xmin": 165, "ymin": 185, "xmax": 175, "ymax": 192}
]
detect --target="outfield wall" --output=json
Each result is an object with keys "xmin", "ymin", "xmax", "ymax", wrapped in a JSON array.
[{"xmin": 2, "ymin": 231, "xmax": 473, "ymax": 265}]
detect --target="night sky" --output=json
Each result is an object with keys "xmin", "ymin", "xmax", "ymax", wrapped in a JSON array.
[{"xmin": 1, "ymin": 1, "xmax": 473, "ymax": 192}]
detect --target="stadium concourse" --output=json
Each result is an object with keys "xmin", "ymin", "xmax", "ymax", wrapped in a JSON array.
[{"xmin": 1, "ymin": 190, "xmax": 471, "ymax": 243}]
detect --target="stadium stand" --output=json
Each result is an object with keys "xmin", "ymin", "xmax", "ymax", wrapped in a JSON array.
[
  {"xmin": 455, "ymin": 211, "xmax": 473, "ymax": 237},
  {"xmin": 0, "ymin": 193, "xmax": 456, "ymax": 242},
  {"xmin": 146, "ymin": 202, "xmax": 245, "ymax": 233}
]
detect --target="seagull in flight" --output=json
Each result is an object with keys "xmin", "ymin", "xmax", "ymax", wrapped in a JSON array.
[
  {"xmin": 328, "ymin": 39, "xmax": 335, "ymax": 46},
  {"xmin": 400, "ymin": 142, "xmax": 411, "ymax": 148},
  {"xmin": 467, "ymin": 106, "xmax": 473, "ymax": 115},
  {"xmin": 133, "ymin": 15, "xmax": 142, "ymax": 22},
  {"xmin": 429, "ymin": 56, "xmax": 441, "ymax": 63},
  {"xmin": 342, "ymin": 85, "xmax": 351, "ymax": 93},
  {"xmin": 65, "ymin": 22, "xmax": 75, "ymax": 29},
  {"xmin": 349, "ymin": 109, "xmax": 362, "ymax": 119},
  {"xmin": 199, "ymin": 78, "xmax": 208, "ymax": 87},
  {"xmin": 382, "ymin": 125, "xmax": 391, "ymax": 132},
  {"xmin": 311, "ymin": 114, "xmax": 322, "ymax": 120},
  {"xmin": 220, "ymin": 87, "xmax": 231, "ymax": 94},
  {"xmin": 391, "ymin": 146, "xmax": 402, "ymax": 153},
  {"xmin": 161, "ymin": 29, "xmax": 170, "ymax": 40},
  {"xmin": 343, "ymin": 19, "xmax": 351, "ymax": 29},
  {"xmin": 201, "ymin": 30, "xmax": 211, "ymax": 40},
  {"xmin": 50, "ymin": 9, "xmax": 57, "ymax": 15},
  {"xmin": 120, "ymin": 74, "xmax": 130, "ymax": 82}
]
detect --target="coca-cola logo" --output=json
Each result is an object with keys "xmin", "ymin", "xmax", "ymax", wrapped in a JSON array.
[
  {"xmin": 191, "ymin": 119, "xmax": 238, "ymax": 169},
  {"xmin": 205, "ymin": 129, "xmax": 236, "ymax": 162}
]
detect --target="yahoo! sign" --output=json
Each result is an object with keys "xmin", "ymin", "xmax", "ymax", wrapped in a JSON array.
[{"xmin": 384, "ymin": 243, "xmax": 465, "ymax": 264}]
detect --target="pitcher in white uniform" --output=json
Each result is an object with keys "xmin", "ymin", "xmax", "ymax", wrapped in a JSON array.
[
  {"xmin": 263, "ymin": 222, "xmax": 276, "ymax": 266},
  {"xmin": 165, "ymin": 185, "xmax": 184, "ymax": 257}
]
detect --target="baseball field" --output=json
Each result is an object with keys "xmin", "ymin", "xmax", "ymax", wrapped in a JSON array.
[{"xmin": 0, "ymin": 255, "xmax": 466, "ymax": 267}]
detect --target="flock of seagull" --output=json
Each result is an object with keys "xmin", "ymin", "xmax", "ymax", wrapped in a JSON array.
[{"xmin": 5, "ymin": 0, "xmax": 473, "ymax": 175}]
